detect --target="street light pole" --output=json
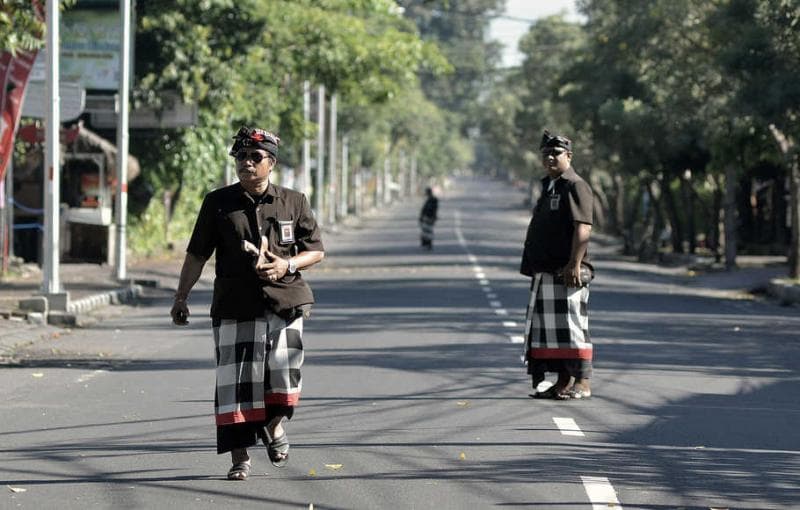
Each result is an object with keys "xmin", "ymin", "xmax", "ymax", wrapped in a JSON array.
[
  {"xmin": 115, "ymin": 0, "xmax": 131, "ymax": 281},
  {"xmin": 315, "ymin": 85, "xmax": 325, "ymax": 218},
  {"xmin": 42, "ymin": 0, "xmax": 61, "ymax": 294},
  {"xmin": 327, "ymin": 92, "xmax": 337, "ymax": 225},
  {"xmin": 302, "ymin": 80, "xmax": 311, "ymax": 196}
]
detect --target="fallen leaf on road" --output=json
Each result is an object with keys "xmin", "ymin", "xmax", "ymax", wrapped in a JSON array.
[
  {"xmin": 31, "ymin": 373, "xmax": 43, "ymax": 378},
  {"xmin": 308, "ymin": 469, "xmax": 316, "ymax": 476},
  {"xmin": 7, "ymin": 485, "xmax": 27, "ymax": 493},
  {"xmin": 456, "ymin": 401, "xmax": 470, "ymax": 407},
  {"xmin": 458, "ymin": 452, "xmax": 466, "ymax": 460},
  {"xmin": 324, "ymin": 464, "xmax": 343, "ymax": 470}
]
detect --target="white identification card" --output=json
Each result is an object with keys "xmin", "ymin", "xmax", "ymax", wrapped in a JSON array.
[
  {"xmin": 549, "ymin": 194, "xmax": 561, "ymax": 211},
  {"xmin": 278, "ymin": 220, "xmax": 295, "ymax": 245}
]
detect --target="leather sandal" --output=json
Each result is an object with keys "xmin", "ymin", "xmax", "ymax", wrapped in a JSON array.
[
  {"xmin": 565, "ymin": 387, "xmax": 591, "ymax": 400},
  {"xmin": 227, "ymin": 461, "xmax": 251, "ymax": 481},
  {"xmin": 267, "ymin": 433, "xmax": 290, "ymax": 468}
]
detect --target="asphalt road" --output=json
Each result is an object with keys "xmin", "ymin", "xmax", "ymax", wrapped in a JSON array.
[{"xmin": 2, "ymin": 176, "xmax": 799, "ymax": 510}]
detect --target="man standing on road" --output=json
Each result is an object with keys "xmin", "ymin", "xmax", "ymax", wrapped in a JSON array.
[
  {"xmin": 419, "ymin": 187, "xmax": 438, "ymax": 250},
  {"xmin": 170, "ymin": 126, "xmax": 325, "ymax": 480},
  {"xmin": 520, "ymin": 130, "xmax": 594, "ymax": 401}
]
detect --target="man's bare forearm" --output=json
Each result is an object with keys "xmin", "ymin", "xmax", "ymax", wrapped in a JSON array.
[
  {"xmin": 175, "ymin": 252, "xmax": 208, "ymax": 300},
  {"xmin": 292, "ymin": 250, "xmax": 324, "ymax": 271},
  {"xmin": 569, "ymin": 222, "xmax": 592, "ymax": 266}
]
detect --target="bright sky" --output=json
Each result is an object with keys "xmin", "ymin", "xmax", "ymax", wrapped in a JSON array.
[{"xmin": 489, "ymin": 0, "xmax": 583, "ymax": 68}]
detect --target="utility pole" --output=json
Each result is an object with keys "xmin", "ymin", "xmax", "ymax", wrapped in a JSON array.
[
  {"xmin": 114, "ymin": 0, "xmax": 131, "ymax": 281},
  {"xmin": 302, "ymin": 80, "xmax": 311, "ymax": 197},
  {"xmin": 383, "ymin": 153, "xmax": 391, "ymax": 205},
  {"xmin": 340, "ymin": 135, "xmax": 349, "ymax": 218},
  {"xmin": 315, "ymin": 85, "xmax": 325, "ymax": 218},
  {"xmin": 3, "ymin": 158, "xmax": 12, "ymax": 269},
  {"xmin": 327, "ymin": 92, "xmax": 337, "ymax": 225},
  {"xmin": 42, "ymin": 0, "xmax": 61, "ymax": 295},
  {"xmin": 410, "ymin": 151, "xmax": 418, "ymax": 196},
  {"xmin": 354, "ymin": 166, "xmax": 362, "ymax": 217}
]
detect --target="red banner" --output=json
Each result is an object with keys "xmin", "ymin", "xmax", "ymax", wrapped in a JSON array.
[{"xmin": 0, "ymin": 48, "xmax": 38, "ymax": 182}]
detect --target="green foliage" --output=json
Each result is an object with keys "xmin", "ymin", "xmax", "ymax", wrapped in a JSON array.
[
  {"xmin": 128, "ymin": 0, "xmax": 456, "ymax": 256},
  {"xmin": 0, "ymin": 1, "xmax": 75, "ymax": 54}
]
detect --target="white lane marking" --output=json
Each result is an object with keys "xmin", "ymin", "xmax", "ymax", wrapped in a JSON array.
[
  {"xmin": 494, "ymin": 308, "xmax": 508, "ymax": 316},
  {"xmin": 76, "ymin": 370, "xmax": 107, "ymax": 383},
  {"xmin": 486, "ymin": 293, "xmax": 497, "ymax": 299},
  {"xmin": 482, "ymin": 287, "xmax": 493, "ymax": 293},
  {"xmin": 474, "ymin": 272, "xmax": 486, "ymax": 279},
  {"xmin": 553, "ymin": 417, "xmax": 584, "ymax": 437},
  {"xmin": 489, "ymin": 300, "xmax": 502, "ymax": 308},
  {"xmin": 509, "ymin": 335, "xmax": 525, "ymax": 344},
  {"xmin": 468, "ymin": 254, "xmax": 477, "ymax": 263},
  {"xmin": 503, "ymin": 321, "xmax": 517, "ymax": 328},
  {"xmin": 472, "ymin": 266, "xmax": 483, "ymax": 272},
  {"xmin": 479, "ymin": 279, "xmax": 490, "ymax": 286},
  {"xmin": 581, "ymin": 476, "xmax": 623, "ymax": 510}
]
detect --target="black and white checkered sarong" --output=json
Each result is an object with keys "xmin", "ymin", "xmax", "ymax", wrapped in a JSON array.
[
  {"xmin": 419, "ymin": 217, "xmax": 435, "ymax": 242},
  {"xmin": 212, "ymin": 313, "xmax": 303, "ymax": 426},
  {"xmin": 524, "ymin": 272, "xmax": 592, "ymax": 364}
]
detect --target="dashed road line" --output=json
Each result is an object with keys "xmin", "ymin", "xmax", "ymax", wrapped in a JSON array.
[
  {"xmin": 458, "ymin": 210, "xmax": 619, "ymax": 510},
  {"xmin": 581, "ymin": 476, "xmax": 623, "ymax": 510},
  {"xmin": 553, "ymin": 417, "xmax": 585, "ymax": 437}
]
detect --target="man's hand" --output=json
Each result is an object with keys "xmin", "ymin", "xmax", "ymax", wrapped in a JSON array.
[
  {"xmin": 171, "ymin": 297, "xmax": 190, "ymax": 325},
  {"xmin": 256, "ymin": 247, "xmax": 289, "ymax": 281},
  {"xmin": 562, "ymin": 262, "xmax": 582, "ymax": 288}
]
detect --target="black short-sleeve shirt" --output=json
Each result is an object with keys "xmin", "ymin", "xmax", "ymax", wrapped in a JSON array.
[
  {"xmin": 187, "ymin": 182, "xmax": 324, "ymax": 319},
  {"xmin": 520, "ymin": 167, "xmax": 593, "ymax": 276}
]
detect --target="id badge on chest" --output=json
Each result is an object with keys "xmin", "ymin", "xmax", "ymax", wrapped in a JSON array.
[
  {"xmin": 549, "ymin": 193, "xmax": 561, "ymax": 211},
  {"xmin": 278, "ymin": 220, "xmax": 295, "ymax": 245}
]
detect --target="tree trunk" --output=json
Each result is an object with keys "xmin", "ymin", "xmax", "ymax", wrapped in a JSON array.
[
  {"xmin": 681, "ymin": 173, "xmax": 696, "ymax": 253},
  {"xmin": 661, "ymin": 176, "xmax": 684, "ymax": 253},
  {"xmin": 788, "ymin": 154, "xmax": 800, "ymax": 278},
  {"xmin": 723, "ymin": 164, "xmax": 738, "ymax": 270},
  {"xmin": 711, "ymin": 175, "xmax": 723, "ymax": 263},
  {"xmin": 613, "ymin": 174, "xmax": 625, "ymax": 235},
  {"xmin": 768, "ymin": 124, "xmax": 799, "ymax": 278}
]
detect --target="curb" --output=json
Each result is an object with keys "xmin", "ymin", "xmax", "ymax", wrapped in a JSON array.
[
  {"xmin": 767, "ymin": 278, "xmax": 800, "ymax": 306},
  {"xmin": 66, "ymin": 285, "xmax": 144, "ymax": 314}
]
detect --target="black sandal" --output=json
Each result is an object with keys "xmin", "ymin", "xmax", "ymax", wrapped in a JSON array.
[
  {"xmin": 530, "ymin": 386, "xmax": 568, "ymax": 399},
  {"xmin": 227, "ymin": 461, "xmax": 251, "ymax": 481},
  {"xmin": 267, "ymin": 433, "xmax": 290, "ymax": 468}
]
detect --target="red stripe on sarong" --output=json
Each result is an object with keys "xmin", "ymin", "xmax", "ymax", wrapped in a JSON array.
[
  {"xmin": 265, "ymin": 392, "xmax": 300, "ymax": 406},
  {"xmin": 215, "ymin": 408, "xmax": 266, "ymax": 426},
  {"xmin": 530, "ymin": 347, "xmax": 593, "ymax": 360}
]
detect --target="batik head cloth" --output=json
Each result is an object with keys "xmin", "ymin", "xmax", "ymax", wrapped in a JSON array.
[{"xmin": 229, "ymin": 126, "xmax": 280, "ymax": 158}]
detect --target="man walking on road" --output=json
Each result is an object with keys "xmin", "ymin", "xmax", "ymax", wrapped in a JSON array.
[
  {"xmin": 520, "ymin": 130, "xmax": 594, "ymax": 401},
  {"xmin": 419, "ymin": 187, "xmax": 439, "ymax": 250},
  {"xmin": 170, "ymin": 126, "xmax": 325, "ymax": 480}
]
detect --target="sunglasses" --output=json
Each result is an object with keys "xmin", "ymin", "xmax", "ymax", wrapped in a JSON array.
[
  {"xmin": 541, "ymin": 147, "xmax": 568, "ymax": 157},
  {"xmin": 235, "ymin": 150, "xmax": 269, "ymax": 163}
]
